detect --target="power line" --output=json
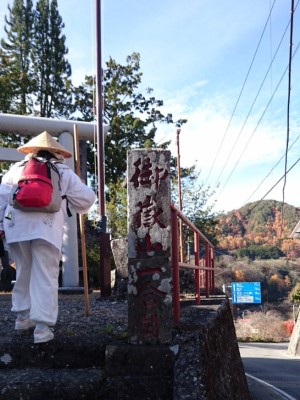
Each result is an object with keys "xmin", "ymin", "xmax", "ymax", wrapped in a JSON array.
[
  {"xmin": 216, "ymin": 39, "xmax": 300, "ymax": 199},
  {"xmin": 244, "ymin": 133, "xmax": 300, "ymax": 204},
  {"xmin": 210, "ymin": 0, "xmax": 300, "ymax": 211},
  {"xmin": 240, "ymin": 155, "xmax": 300, "ymax": 220},
  {"xmin": 203, "ymin": 0, "xmax": 277, "ymax": 187},
  {"xmin": 269, "ymin": 0, "xmax": 274, "ymax": 117},
  {"xmin": 282, "ymin": 0, "xmax": 295, "ymax": 207},
  {"xmin": 213, "ymin": 14, "xmax": 292, "ymax": 191}
]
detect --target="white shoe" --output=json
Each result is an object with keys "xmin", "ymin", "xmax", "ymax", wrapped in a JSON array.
[
  {"xmin": 34, "ymin": 325, "xmax": 54, "ymax": 344},
  {"xmin": 15, "ymin": 316, "xmax": 36, "ymax": 330}
]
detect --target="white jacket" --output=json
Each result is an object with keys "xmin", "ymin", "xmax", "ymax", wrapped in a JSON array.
[{"xmin": 0, "ymin": 159, "xmax": 96, "ymax": 251}]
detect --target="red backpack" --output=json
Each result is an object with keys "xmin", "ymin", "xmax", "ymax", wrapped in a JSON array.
[{"xmin": 10, "ymin": 157, "xmax": 63, "ymax": 213}]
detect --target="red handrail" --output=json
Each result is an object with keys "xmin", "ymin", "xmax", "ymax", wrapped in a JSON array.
[{"xmin": 171, "ymin": 204, "xmax": 215, "ymax": 323}]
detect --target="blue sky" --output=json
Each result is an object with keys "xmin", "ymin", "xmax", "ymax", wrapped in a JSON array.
[{"xmin": 1, "ymin": 0, "xmax": 300, "ymax": 214}]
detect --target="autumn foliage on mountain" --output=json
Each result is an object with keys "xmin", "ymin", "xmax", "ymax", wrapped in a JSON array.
[
  {"xmin": 212, "ymin": 200, "xmax": 300, "ymax": 320},
  {"xmin": 216, "ymin": 200, "xmax": 300, "ymax": 257}
]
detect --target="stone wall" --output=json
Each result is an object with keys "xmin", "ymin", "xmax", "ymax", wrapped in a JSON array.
[
  {"xmin": 173, "ymin": 298, "xmax": 251, "ymax": 400},
  {"xmin": 104, "ymin": 297, "xmax": 251, "ymax": 400}
]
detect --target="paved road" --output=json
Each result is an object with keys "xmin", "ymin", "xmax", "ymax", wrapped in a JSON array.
[{"xmin": 239, "ymin": 342, "xmax": 300, "ymax": 400}]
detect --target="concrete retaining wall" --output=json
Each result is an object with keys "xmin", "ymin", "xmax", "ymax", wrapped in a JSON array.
[{"xmin": 104, "ymin": 297, "xmax": 251, "ymax": 400}]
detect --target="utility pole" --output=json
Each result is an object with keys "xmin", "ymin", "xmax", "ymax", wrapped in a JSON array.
[
  {"xmin": 96, "ymin": 0, "xmax": 111, "ymax": 297},
  {"xmin": 176, "ymin": 128, "xmax": 184, "ymax": 263}
]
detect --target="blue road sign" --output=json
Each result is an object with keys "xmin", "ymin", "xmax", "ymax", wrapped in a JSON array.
[{"xmin": 231, "ymin": 282, "xmax": 261, "ymax": 304}]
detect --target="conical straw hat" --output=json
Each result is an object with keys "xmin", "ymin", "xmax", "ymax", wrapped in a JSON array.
[{"xmin": 18, "ymin": 131, "xmax": 72, "ymax": 158}]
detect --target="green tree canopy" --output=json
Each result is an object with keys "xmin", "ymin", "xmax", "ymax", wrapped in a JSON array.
[
  {"xmin": 0, "ymin": 0, "xmax": 34, "ymax": 114},
  {"xmin": 289, "ymin": 282, "xmax": 300, "ymax": 304},
  {"xmin": 172, "ymin": 165, "xmax": 219, "ymax": 246},
  {"xmin": 32, "ymin": 0, "xmax": 72, "ymax": 117},
  {"xmin": 0, "ymin": 0, "xmax": 72, "ymax": 118},
  {"xmin": 236, "ymin": 245, "xmax": 284, "ymax": 260},
  {"xmin": 73, "ymin": 53, "xmax": 186, "ymax": 190},
  {"xmin": 72, "ymin": 53, "xmax": 188, "ymax": 237}
]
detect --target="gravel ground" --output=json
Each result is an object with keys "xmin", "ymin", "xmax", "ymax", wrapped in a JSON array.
[{"xmin": 0, "ymin": 290, "xmax": 128, "ymax": 342}]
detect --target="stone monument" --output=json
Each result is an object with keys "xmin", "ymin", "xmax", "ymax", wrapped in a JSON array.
[{"xmin": 127, "ymin": 149, "xmax": 172, "ymax": 344}]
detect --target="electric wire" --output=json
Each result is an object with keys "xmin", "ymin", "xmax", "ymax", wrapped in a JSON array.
[
  {"xmin": 216, "ymin": 40, "xmax": 300, "ymax": 199},
  {"xmin": 213, "ymin": 17, "xmax": 292, "ymax": 191},
  {"xmin": 211, "ymin": 3, "xmax": 300, "ymax": 258},
  {"xmin": 204, "ymin": 0, "xmax": 277, "ymax": 186},
  {"xmin": 240, "ymin": 155, "xmax": 300, "ymax": 221},
  {"xmin": 269, "ymin": 0, "xmax": 274, "ymax": 118},
  {"xmin": 282, "ymin": 0, "xmax": 295, "ymax": 211},
  {"xmin": 211, "ymin": 0, "xmax": 300, "ymax": 208},
  {"xmin": 244, "ymin": 133, "xmax": 300, "ymax": 204}
]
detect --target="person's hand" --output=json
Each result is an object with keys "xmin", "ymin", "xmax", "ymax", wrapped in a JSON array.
[{"xmin": 0, "ymin": 231, "xmax": 5, "ymax": 239}]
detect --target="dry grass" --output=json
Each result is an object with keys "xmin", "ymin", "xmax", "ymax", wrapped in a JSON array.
[{"xmin": 235, "ymin": 310, "xmax": 292, "ymax": 342}]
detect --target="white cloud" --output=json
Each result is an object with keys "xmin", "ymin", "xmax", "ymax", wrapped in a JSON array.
[{"xmin": 155, "ymin": 84, "xmax": 300, "ymax": 212}]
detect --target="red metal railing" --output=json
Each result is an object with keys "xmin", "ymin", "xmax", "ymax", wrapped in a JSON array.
[{"xmin": 171, "ymin": 204, "xmax": 215, "ymax": 323}]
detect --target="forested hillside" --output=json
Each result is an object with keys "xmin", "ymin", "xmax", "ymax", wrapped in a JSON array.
[
  {"xmin": 214, "ymin": 200, "xmax": 300, "ymax": 306},
  {"xmin": 216, "ymin": 200, "xmax": 300, "ymax": 257}
]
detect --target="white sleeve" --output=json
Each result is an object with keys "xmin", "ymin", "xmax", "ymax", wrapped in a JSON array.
[
  {"xmin": 0, "ymin": 182, "xmax": 11, "ymax": 230},
  {"xmin": 62, "ymin": 168, "xmax": 96, "ymax": 214},
  {"xmin": 0, "ymin": 163, "xmax": 22, "ymax": 230}
]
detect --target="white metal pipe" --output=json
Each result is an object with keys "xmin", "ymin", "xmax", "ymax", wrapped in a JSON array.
[
  {"xmin": 0, "ymin": 148, "xmax": 23, "ymax": 162},
  {"xmin": 0, "ymin": 113, "xmax": 109, "ymax": 140},
  {"xmin": 58, "ymin": 131, "xmax": 80, "ymax": 287}
]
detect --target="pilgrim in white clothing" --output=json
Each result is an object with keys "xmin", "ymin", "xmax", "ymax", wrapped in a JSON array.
[{"xmin": 0, "ymin": 131, "xmax": 96, "ymax": 343}]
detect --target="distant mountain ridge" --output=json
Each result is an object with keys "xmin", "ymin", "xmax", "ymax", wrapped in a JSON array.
[{"xmin": 216, "ymin": 200, "xmax": 300, "ymax": 255}]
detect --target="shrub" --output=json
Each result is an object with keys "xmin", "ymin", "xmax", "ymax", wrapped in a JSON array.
[
  {"xmin": 235, "ymin": 310, "xmax": 287, "ymax": 342},
  {"xmin": 282, "ymin": 320, "xmax": 294, "ymax": 336}
]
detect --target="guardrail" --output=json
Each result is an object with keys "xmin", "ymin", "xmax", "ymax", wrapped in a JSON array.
[{"xmin": 171, "ymin": 204, "xmax": 215, "ymax": 323}]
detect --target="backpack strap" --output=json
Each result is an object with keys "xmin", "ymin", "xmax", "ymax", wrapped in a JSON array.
[
  {"xmin": 62, "ymin": 195, "xmax": 72, "ymax": 217},
  {"xmin": 47, "ymin": 161, "xmax": 61, "ymax": 190},
  {"xmin": 47, "ymin": 161, "xmax": 72, "ymax": 217}
]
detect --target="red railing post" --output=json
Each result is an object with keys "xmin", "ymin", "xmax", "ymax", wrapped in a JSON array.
[
  {"xmin": 200, "ymin": 242, "xmax": 204, "ymax": 288},
  {"xmin": 211, "ymin": 247, "xmax": 215, "ymax": 292},
  {"xmin": 207, "ymin": 245, "xmax": 210, "ymax": 292},
  {"xmin": 205, "ymin": 242, "xmax": 209, "ymax": 298},
  {"xmin": 194, "ymin": 232, "xmax": 200, "ymax": 305},
  {"xmin": 209, "ymin": 246, "xmax": 212, "ymax": 292},
  {"xmin": 171, "ymin": 207, "xmax": 180, "ymax": 324},
  {"xmin": 170, "ymin": 204, "xmax": 215, "ymax": 321}
]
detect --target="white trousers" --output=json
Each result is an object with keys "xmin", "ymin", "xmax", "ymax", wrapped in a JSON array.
[{"xmin": 9, "ymin": 239, "xmax": 61, "ymax": 325}]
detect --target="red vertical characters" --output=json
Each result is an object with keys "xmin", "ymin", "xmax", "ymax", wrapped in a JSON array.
[{"xmin": 129, "ymin": 157, "xmax": 168, "ymax": 256}]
